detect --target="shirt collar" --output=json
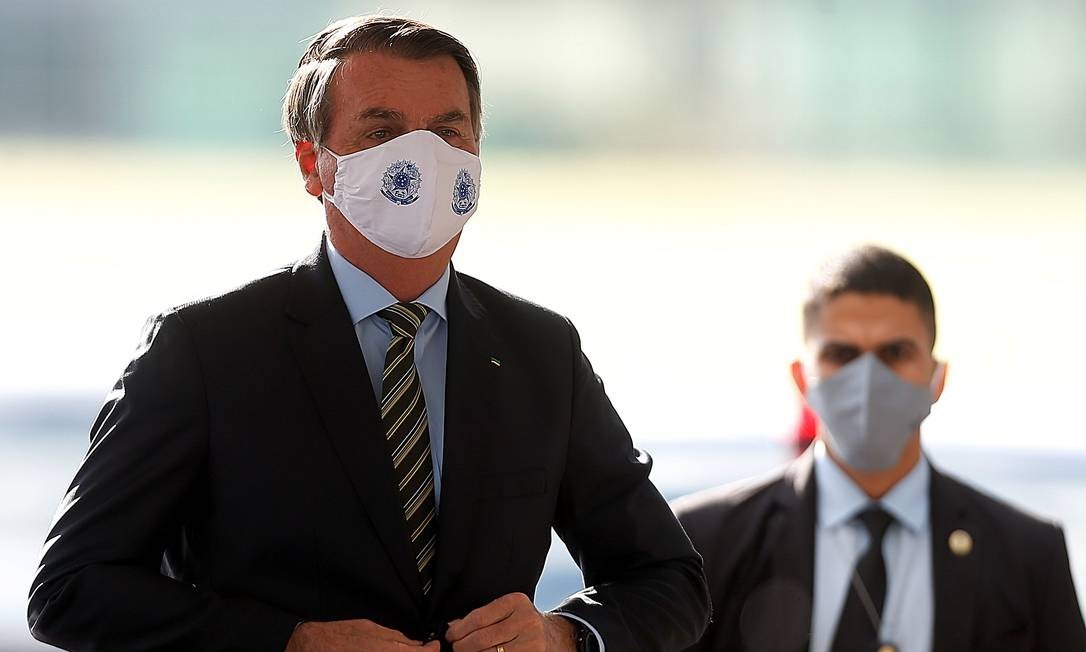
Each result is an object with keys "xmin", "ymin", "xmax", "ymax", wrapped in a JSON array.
[
  {"xmin": 326, "ymin": 236, "xmax": 450, "ymax": 324},
  {"xmin": 814, "ymin": 441, "xmax": 930, "ymax": 534}
]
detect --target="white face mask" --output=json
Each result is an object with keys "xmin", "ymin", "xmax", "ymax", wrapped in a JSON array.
[{"xmin": 322, "ymin": 130, "xmax": 482, "ymax": 259}]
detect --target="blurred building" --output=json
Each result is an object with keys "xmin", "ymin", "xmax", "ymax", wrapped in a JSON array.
[{"xmin": 2, "ymin": 0, "xmax": 1084, "ymax": 161}]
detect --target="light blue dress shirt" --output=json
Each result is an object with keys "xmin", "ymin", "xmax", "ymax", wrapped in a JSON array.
[
  {"xmin": 326, "ymin": 239, "xmax": 450, "ymax": 508},
  {"xmin": 811, "ymin": 441, "xmax": 934, "ymax": 652}
]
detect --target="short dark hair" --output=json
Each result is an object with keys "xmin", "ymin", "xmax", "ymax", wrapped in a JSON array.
[
  {"xmin": 803, "ymin": 245, "xmax": 937, "ymax": 347},
  {"xmin": 283, "ymin": 15, "xmax": 482, "ymax": 146}
]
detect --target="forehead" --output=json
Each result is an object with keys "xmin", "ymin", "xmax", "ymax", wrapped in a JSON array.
[
  {"xmin": 328, "ymin": 50, "xmax": 470, "ymax": 117},
  {"xmin": 807, "ymin": 292, "xmax": 933, "ymax": 350}
]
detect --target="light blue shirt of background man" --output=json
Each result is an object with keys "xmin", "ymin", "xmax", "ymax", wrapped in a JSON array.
[{"xmin": 811, "ymin": 441, "xmax": 934, "ymax": 652}]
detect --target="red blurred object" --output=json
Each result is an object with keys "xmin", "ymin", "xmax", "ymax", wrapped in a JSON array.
[{"xmin": 792, "ymin": 401, "xmax": 817, "ymax": 456}]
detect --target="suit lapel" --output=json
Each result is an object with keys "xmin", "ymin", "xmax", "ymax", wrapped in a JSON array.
[
  {"xmin": 929, "ymin": 464, "xmax": 979, "ymax": 652},
  {"xmin": 427, "ymin": 270, "xmax": 501, "ymax": 614},
  {"xmin": 285, "ymin": 240, "xmax": 425, "ymax": 608},
  {"xmin": 768, "ymin": 451, "xmax": 818, "ymax": 650},
  {"xmin": 719, "ymin": 452, "xmax": 818, "ymax": 651},
  {"xmin": 770, "ymin": 450, "xmax": 818, "ymax": 601}
]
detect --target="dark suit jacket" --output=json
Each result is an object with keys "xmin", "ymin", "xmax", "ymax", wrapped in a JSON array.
[
  {"xmin": 673, "ymin": 450, "xmax": 1086, "ymax": 652},
  {"xmin": 28, "ymin": 240, "xmax": 709, "ymax": 651}
]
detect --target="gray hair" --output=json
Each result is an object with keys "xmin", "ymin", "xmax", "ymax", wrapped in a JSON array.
[{"xmin": 282, "ymin": 15, "xmax": 482, "ymax": 146}]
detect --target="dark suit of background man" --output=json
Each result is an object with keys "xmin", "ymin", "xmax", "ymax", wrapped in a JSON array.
[
  {"xmin": 674, "ymin": 246, "xmax": 1086, "ymax": 652},
  {"xmin": 28, "ymin": 16, "xmax": 709, "ymax": 652}
]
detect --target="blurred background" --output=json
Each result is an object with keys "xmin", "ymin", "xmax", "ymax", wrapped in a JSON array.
[{"xmin": 2, "ymin": 0, "xmax": 1085, "ymax": 648}]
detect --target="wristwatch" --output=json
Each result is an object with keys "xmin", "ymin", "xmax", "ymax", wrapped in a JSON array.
[{"xmin": 570, "ymin": 620, "xmax": 599, "ymax": 652}]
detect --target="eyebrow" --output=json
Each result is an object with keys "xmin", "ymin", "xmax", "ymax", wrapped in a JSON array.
[
  {"xmin": 354, "ymin": 107, "xmax": 405, "ymax": 122},
  {"xmin": 819, "ymin": 338, "xmax": 919, "ymax": 352},
  {"xmin": 431, "ymin": 110, "xmax": 468, "ymax": 124},
  {"xmin": 876, "ymin": 338, "xmax": 920, "ymax": 351},
  {"xmin": 353, "ymin": 107, "xmax": 468, "ymax": 125},
  {"xmin": 819, "ymin": 341, "xmax": 860, "ymax": 354}
]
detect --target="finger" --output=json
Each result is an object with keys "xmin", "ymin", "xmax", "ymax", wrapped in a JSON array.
[
  {"xmin": 348, "ymin": 619, "xmax": 424, "ymax": 645},
  {"xmin": 452, "ymin": 619, "xmax": 523, "ymax": 652},
  {"xmin": 379, "ymin": 630, "xmax": 428, "ymax": 646},
  {"xmin": 447, "ymin": 594, "xmax": 526, "ymax": 641},
  {"xmin": 370, "ymin": 638, "xmax": 436, "ymax": 650}
]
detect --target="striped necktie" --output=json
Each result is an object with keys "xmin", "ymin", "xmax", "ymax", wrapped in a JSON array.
[{"xmin": 378, "ymin": 302, "xmax": 437, "ymax": 595}]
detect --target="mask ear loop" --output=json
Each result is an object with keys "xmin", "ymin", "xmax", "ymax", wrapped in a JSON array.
[
  {"xmin": 930, "ymin": 360, "xmax": 947, "ymax": 391},
  {"xmin": 319, "ymin": 146, "xmax": 340, "ymax": 206}
]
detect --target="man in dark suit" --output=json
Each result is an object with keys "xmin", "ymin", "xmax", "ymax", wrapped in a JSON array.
[
  {"xmin": 674, "ymin": 246, "xmax": 1085, "ymax": 652},
  {"xmin": 28, "ymin": 16, "xmax": 709, "ymax": 652}
]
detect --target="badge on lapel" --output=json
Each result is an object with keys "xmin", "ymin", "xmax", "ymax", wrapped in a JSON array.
[{"xmin": 948, "ymin": 529, "xmax": 973, "ymax": 556}]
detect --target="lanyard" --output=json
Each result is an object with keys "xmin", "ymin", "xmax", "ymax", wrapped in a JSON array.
[{"xmin": 830, "ymin": 520, "xmax": 901, "ymax": 652}]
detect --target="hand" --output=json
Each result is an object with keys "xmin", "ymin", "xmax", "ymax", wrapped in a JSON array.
[
  {"xmin": 445, "ymin": 593, "xmax": 577, "ymax": 651},
  {"xmin": 284, "ymin": 619, "xmax": 441, "ymax": 652}
]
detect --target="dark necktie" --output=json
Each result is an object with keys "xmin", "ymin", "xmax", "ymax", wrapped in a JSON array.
[
  {"xmin": 831, "ymin": 507, "xmax": 895, "ymax": 652},
  {"xmin": 378, "ymin": 302, "xmax": 437, "ymax": 595}
]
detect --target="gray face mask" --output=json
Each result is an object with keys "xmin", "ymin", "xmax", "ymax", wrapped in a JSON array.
[{"xmin": 805, "ymin": 352, "xmax": 937, "ymax": 472}]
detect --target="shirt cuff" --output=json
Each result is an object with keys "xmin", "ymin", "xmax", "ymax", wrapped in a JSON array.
[{"xmin": 551, "ymin": 610, "xmax": 605, "ymax": 651}]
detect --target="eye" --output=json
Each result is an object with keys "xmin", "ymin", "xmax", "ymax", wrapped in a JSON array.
[
  {"xmin": 820, "ymin": 345, "xmax": 860, "ymax": 366},
  {"xmin": 832, "ymin": 350, "xmax": 858, "ymax": 365},
  {"xmin": 878, "ymin": 342, "xmax": 912, "ymax": 365},
  {"xmin": 368, "ymin": 129, "xmax": 392, "ymax": 141},
  {"xmin": 436, "ymin": 127, "xmax": 461, "ymax": 139}
]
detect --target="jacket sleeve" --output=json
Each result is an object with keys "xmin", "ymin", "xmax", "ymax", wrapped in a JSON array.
[
  {"xmin": 1035, "ymin": 526, "xmax": 1086, "ymax": 649},
  {"xmin": 549, "ymin": 319, "xmax": 711, "ymax": 651},
  {"xmin": 27, "ymin": 312, "xmax": 299, "ymax": 652},
  {"xmin": 673, "ymin": 506, "xmax": 723, "ymax": 652}
]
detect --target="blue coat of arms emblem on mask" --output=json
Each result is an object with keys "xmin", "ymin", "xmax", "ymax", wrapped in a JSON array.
[
  {"xmin": 381, "ymin": 160, "xmax": 422, "ymax": 205},
  {"xmin": 451, "ymin": 168, "xmax": 478, "ymax": 215}
]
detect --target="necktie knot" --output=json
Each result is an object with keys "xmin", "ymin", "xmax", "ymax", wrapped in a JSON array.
[
  {"xmin": 858, "ymin": 506, "xmax": 895, "ymax": 544},
  {"xmin": 379, "ymin": 302, "xmax": 430, "ymax": 339}
]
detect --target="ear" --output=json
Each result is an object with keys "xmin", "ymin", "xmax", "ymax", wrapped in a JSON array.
[
  {"xmin": 932, "ymin": 360, "xmax": 948, "ymax": 403},
  {"xmin": 790, "ymin": 359, "xmax": 808, "ymax": 397},
  {"xmin": 295, "ymin": 141, "xmax": 325, "ymax": 198}
]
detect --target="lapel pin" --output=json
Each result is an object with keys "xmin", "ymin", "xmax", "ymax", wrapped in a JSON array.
[
  {"xmin": 878, "ymin": 645, "xmax": 899, "ymax": 652},
  {"xmin": 949, "ymin": 529, "xmax": 973, "ymax": 557},
  {"xmin": 489, "ymin": 357, "xmax": 502, "ymax": 367}
]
